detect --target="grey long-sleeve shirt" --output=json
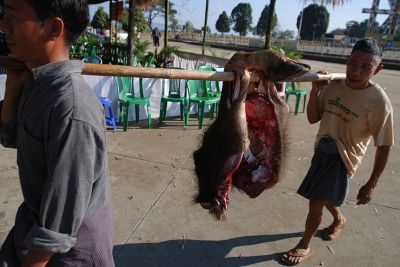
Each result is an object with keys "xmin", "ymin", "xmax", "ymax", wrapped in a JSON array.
[{"xmin": 0, "ymin": 60, "xmax": 111, "ymax": 253}]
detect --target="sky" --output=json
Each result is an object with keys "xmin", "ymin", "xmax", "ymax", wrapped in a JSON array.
[{"xmin": 89, "ymin": 0, "xmax": 391, "ymax": 35}]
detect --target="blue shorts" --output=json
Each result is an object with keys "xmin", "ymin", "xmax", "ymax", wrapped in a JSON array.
[{"xmin": 297, "ymin": 137, "xmax": 349, "ymax": 206}]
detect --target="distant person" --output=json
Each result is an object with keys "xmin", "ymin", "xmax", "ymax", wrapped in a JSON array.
[
  {"xmin": 282, "ymin": 38, "xmax": 393, "ymax": 265},
  {"xmin": 0, "ymin": 0, "xmax": 114, "ymax": 266},
  {"xmin": 152, "ymin": 27, "xmax": 161, "ymax": 47}
]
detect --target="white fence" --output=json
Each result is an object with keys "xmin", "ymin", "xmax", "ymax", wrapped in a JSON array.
[{"xmin": 297, "ymin": 40, "xmax": 400, "ymax": 61}]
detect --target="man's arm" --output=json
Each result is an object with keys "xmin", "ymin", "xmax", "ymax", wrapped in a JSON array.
[
  {"xmin": 307, "ymin": 71, "xmax": 330, "ymax": 124},
  {"xmin": 356, "ymin": 145, "xmax": 391, "ymax": 205},
  {"xmin": 22, "ymin": 250, "xmax": 53, "ymax": 267}
]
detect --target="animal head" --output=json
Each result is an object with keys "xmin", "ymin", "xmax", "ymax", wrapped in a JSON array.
[{"xmin": 226, "ymin": 50, "xmax": 310, "ymax": 82}]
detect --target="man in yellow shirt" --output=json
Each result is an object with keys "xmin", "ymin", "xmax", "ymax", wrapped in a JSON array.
[{"xmin": 282, "ymin": 38, "xmax": 393, "ymax": 265}]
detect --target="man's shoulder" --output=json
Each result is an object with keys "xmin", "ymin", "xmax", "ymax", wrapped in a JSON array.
[
  {"xmin": 366, "ymin": 82, "xmax": 391, "ymax": 104},
  {"xmin": 48, "ymin": 72, "xmax": 103, "ymax": 130}
]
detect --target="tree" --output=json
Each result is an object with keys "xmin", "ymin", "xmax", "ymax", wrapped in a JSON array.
[
  {"xmin": 276, "ymin": 30, "xmax": 295, "ymax": 40},
  {"xmin": 231, "ymin": 3, "xmax": 252, "ymax": 36},
  {"xmin": 329, "ymin": 28, "xmax": 346, "ymax": 35},
  {"xmin": 215, "ymin": 11, "xmax": 231, "ymax": 35},
  {"xmin": 296, "ymin": 4, "xmax": 329, "ymax": 40},
  {"xmin": 256, "ymin": 3, "xmax": 277, "ymax": 36},
  {"xmin": 356, "ymin": 19, "xmax": 379, "ymax": 38},
  {"xmin": 143, "ymin": 0, "xmax": 177, "ymax": 31},
  {"xmin": 201, "ymin": 25, "xmax": 211, "ymax": 34},
  {"xmin": 91, "ymin": 6, "xmax": 109, "ymax": 30},
  {"xmin": 344, "ymin": 20, "xmax": 359, "ymax": 38},
  {"xmin": 182, "ymin": 21, "xmax": 194, "ymax": 33},
  {"xmin": 122, "ymin": 8, "xmax": 148, "ymax": 34},
  {"xmin": 169, "ymin": 17, "xmax": 179, "ymax": 33},
  {"xmin": 126, "ymin": 0, "xmax": 158, "ymax": 66}
]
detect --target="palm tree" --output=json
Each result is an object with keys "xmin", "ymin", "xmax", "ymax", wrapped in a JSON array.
[{"xmin": 263, "ymin": 0, "xmax": 351, "ymax": 49}]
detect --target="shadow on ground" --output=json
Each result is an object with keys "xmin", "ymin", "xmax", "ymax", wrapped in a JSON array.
[{"xmin": 113, "ymin": 232, "xmax": 302, "ymax": 267}]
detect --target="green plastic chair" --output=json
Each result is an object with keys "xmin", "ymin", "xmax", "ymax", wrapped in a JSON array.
[
  {"xmin": 198, "ymin": 65, "xmax": 221, "ymax": 116},
  {"xmin": 198, "ymin": 65, "xmax": 222, "ymax": 98},
  {"xmin": 186, "ymin": 79, "xmax": 219, "ymax": 129},
  {"xmin": 159, "ymin": 67, "xmax": 188, "ymax": 127},
  {"xmin": 143, "ymin": 52, "xmax": 155, "ymax": 67},
  {"xmin": 115, "ymin": 76, "xmax": 152, "ymax": 130},
  {"xmin": 285, "ymin": 82, "xmax": 308, "ymax": 115}
]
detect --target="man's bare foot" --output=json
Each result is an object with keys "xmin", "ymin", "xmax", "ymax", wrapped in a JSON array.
[
  {"xmin": 322, "ymin": 217, "xmax": 347, "ymax": 241},
  {"xmin": 281, "ymin": 247, "xmax": 313, "ymax": 266}
]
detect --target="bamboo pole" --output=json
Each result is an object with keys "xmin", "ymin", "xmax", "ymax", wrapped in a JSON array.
[{"xmin": 0, "ymin": 56, "xmax": 346, "ymax": 82}]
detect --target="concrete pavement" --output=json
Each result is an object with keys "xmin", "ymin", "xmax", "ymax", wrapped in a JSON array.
[{"xmin": 0, "ymin": 57, "xmax": 399, "ymax": 266}]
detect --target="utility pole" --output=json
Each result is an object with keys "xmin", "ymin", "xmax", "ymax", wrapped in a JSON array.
[
  {"xmin": 164, "ymin": 0, "xmax": 169, "ymax": 47},
  {"xmin": 202, "ymin": 0, "xmax": 209, "ymax": 56}
]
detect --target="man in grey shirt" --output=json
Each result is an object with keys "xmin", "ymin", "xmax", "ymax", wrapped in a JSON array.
[{"xmin": 0, "ymin": 0, "xmax": 114, "ymax": 266}]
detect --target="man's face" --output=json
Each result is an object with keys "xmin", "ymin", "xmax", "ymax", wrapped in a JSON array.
[
  {"xmin": 346, "ymin": 50, "xmax": 383, "ymax": 90},
  {"xmin": 1, "ymin": 0, "xmax": 47, "ymax": 62}
]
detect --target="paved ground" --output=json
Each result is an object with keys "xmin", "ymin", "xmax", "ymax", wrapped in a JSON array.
[{"xmin": 0, "ymin": 43, "xmax": 399, "ymax": 266}]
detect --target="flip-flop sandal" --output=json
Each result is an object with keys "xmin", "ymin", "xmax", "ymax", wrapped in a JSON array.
[{"xmin": 281, "ymin": 248, "xmax": 313, "ymax": 266}]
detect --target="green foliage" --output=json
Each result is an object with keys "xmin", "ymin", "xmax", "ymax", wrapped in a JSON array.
[
  {"xmin": 296, "ymin": 4, "xmax": 329, "ymax": 40},
  {"xmin": 144, "ymin": 0, "xmax": 177, "ymax": 31},
  {"xmin": 169, "ymin": 17, "xmax": 179, "ymax": 32},
  {"xmin": 256, "ymin": 4, "xmax": 278, "ymax": 36},
  {"xmin": 355, "ymin": 19, "xmax": 379, "ymax": 38},
  {"xmin": 216, "ymin": 11, "xmax": 231, "ymax": 34},
  {"xmin": 231, "ymin": 3, "xmax": 253, "ymax": 36},
  {"xmin": 153, "ymin": 45, "xmax": 180, "ymax": 68},
  {"xmin": 329, "ymin": 28, "xmax": 346, "ymax": 35},
  {"xmin": 91, "ymin": 6, "xmax": 109, "ymax": 29},
  {"xmin": 122, "ymin": 8, "xmax": 148, "ymax": 35},
  {"xmin": 345, "ymin": 20, "xmax": 359, "ymax": 38},
  {"xmin": 71, "ymin": 32, "xmax": 103, "ymax": 59},
  {"xmin": 266, "ymin": 45, "xmax": 302, "ymax": 61},
  {"xmin": 74, "ymin": 32, "xmax": 102, "ymax": 47},
  {"xmin": 182, "ymin": 21, "xmax": 194, "ymax": 33},
  {"xmin": 134, "ymin": 38, "xmax": 151, "ymax": 65},
  {"xmin": 275, "ymin": 30, "xmax": 295, "ymax": 40}
]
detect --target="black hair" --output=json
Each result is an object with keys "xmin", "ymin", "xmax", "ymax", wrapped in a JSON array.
[
  {"xmin": 26, "ymin": 0, "xmax": 89, "ymax": 45},
  {"xmin": 351, "ymin": 38, "xmax": 384, "ymax": 61}
]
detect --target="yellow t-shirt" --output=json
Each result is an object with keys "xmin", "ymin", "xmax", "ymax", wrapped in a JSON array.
[{"xmin": 316, "ymin": 79, "xmax": 393, "ymax": 177}]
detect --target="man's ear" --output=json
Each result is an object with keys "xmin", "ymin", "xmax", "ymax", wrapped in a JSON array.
[
  {"xmin": 374, "ymin": 63, "xmax": 384, "ymax": 75},
  {"xmin": 47, "ymin": 17, "xmax": 64, "ymax": 40}
]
